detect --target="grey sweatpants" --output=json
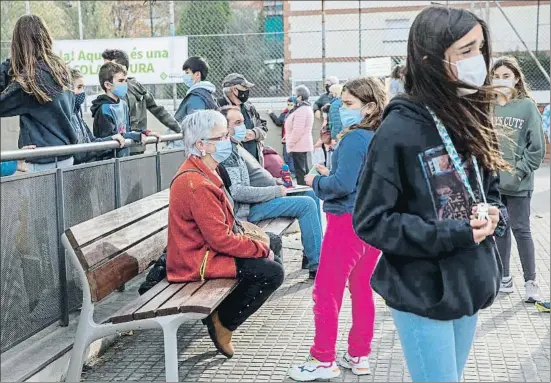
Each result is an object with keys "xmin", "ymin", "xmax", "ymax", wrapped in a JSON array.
[{"xmin": 495, "ymin": 193, "xmax": 536, "ymax": 282}]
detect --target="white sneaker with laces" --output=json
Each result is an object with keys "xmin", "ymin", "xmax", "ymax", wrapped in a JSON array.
[
  {"xmin": 500, "ymin": 276, "xmax": 514, "ymax": 293},
  {"xmin": 339, "ymin": 352, "xmax": 372, "ymax": 375},
  {"xmin": 288, "ymin": 355, "xmax": 341, "ymax": 382},
  {"xmin": 525, "ymin": 280, "xmax": 542, "ymax": 303}
]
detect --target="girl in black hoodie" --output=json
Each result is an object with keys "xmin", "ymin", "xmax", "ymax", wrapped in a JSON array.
[
  {"xmin": 353, "ymin": 7, "xmax": 508, "ymax": 382},
  {"xmin": 0, "ymin": 15, "xmax": 78, "ymax": 171}
]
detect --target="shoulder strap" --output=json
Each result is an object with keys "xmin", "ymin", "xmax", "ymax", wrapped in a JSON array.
[{"xmin": 170, "ymin": 169, "xmax": 204, "ymax": 189}]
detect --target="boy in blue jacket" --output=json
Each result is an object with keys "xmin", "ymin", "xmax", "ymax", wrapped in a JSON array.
[
  {"xmin": 91, "ymin": 62, "xmax": 159, "ymax": 158},
  {"xmin": 168, "ymin": 56, "xmax": 218, "ymax": 148}
]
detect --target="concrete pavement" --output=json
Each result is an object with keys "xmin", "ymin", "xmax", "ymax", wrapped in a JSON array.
[{"xmin": 81, "ymin": 165, "xmax": 550, "ymax": 382}]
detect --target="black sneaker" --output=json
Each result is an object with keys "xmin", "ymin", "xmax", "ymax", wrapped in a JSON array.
[
  {"xmin": 302, "ymin": 255, "xmax": 309, "ymax": 270},
  {"xmin": 309, "ymin": 270, "xmax": 317, "ymax": 280}
]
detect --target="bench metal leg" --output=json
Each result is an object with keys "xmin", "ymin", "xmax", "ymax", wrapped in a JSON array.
[{"xmin": 159, "ymin": 317, "xmax": 183, "ymax": 382}]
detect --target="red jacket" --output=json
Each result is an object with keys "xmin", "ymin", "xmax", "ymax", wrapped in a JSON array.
[{"xmin": 167, "ymin": 156, "xmax": 270, "ymax": 282}]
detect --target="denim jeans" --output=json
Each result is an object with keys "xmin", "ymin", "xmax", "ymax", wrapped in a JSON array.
[
  {"xmin": 248, "ymin": 190, "xmax": 322, "ymax": 271},
  {"xmin": 27, "ymin": 157, "xmax": 74, "ymax": 173},
  {"xmin": 495, "ymin": 193, "xmax": 536, "ymax": 281},
  {"xmin": 390, "ymin": 308, "xmax": 478, "ymax": 382}
]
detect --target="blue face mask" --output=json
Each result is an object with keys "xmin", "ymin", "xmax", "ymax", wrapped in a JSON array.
[
  {"xmin": 339, "ymin": 106, "xmax": 364, "ymax": 128},
  {"xmin": 232, "ymin": 124, "xmax": 247, "ymax": 142},
  {"xmin": 112, "ymin": 83, "xmax": 128, "ymax": 98},
  {"xmin": 210, "ymin": 139, "xmax": 232, "ymax": 163},
  {"xmin": 183, "ymin": 73, "xmax": 194, "ymax": 87}
]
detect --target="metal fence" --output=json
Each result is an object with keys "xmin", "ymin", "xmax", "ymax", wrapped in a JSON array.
[
  {"xmin": 0, "ymin": 141, "xmax": 185, "ymax": 353},
  {"xmin": 1, "ymin": 1, "xmax": 549, "ymax": 106}
]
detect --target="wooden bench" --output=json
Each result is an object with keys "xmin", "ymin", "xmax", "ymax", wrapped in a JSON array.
[{"xmin": 61, "ymin": 189, "xmax": 297, "ymax": 382}]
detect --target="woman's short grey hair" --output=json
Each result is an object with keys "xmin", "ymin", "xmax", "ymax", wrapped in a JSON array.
[
  {"xmin": 295, "ymin": 85, "xmax": 310, "ymax": 101},
  {"xmin": 182, "ymin": 110, "xmax": 227, "ymax": 158}
]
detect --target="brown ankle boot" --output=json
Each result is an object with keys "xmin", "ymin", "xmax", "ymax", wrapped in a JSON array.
[{"xmin": 205, "ymin": 311, "xmax": 234, "ymax": 358}]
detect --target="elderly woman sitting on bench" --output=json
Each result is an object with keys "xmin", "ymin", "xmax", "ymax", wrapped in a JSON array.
[{"xmin": 167, "ymin": 110, "xmax": 284, "ymax": 358}]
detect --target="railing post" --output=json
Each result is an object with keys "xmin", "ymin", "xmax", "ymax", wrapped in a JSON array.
[
  {"xmin": 114, "ymin": 158, "xmax": 125, "ymax": 292},
  {"xmin": 156, "ymin": 149, "xmax": 162, "ymax": 192},
  {"xmin": 55, "ymin": 168, "xmax": 69, "ymax": 326}
]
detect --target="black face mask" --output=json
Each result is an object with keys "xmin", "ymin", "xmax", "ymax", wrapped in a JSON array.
[
  {"xmin": 237, "ymin": 89, "xmax": 250, "ymax": 103},
  {"xmin": 325, "ymin": 84, "xmax": 331, "ymax": 93}
]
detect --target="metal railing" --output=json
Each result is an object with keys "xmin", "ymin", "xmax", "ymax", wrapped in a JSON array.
[{"xmin": 0, "ymin": 135, "xmax": 185, "ymax": 353}]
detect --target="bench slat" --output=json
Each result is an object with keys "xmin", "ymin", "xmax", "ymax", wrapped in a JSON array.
[
  {"xmin": 86, "ymin": 229, "xmax": 168, "ymax": 302},
  {"xmin": 66, "ymin": 189, "xmax": 169, "ymax": 249},
  {"xmin": 156, "ymin": 281, "xmax": 206, "ymax": 317},
  {"xmin": 110, "ymin": 279, "xmax": 171, "ymax": 324},
  {"xmin": 263, "ymin": 217, "xmax": 296, "ymax": 236},
  {"xmin": 180, "ymin": 279, "xmax": 238, "ymax": 315},
  {"xmin": 133, "ymin": 283, "xmax": 187, "ymax": 320},
  {"xmin": 255, "ymin": 219, "xmax": 274, "ymax": 229},
  {"xmin": 78, "ymin": 208, "xmax": 169, "ymax": 269}
]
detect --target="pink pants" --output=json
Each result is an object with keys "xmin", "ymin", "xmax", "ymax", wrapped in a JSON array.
[{"xmin": 310, "ymin": 213, "xmax": 380, "ymax": 362}]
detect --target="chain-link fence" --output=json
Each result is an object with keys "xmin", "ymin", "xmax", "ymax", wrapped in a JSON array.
[{"xmin": 1, "ymin": 1, "xmax": 549, "ymax": 109}]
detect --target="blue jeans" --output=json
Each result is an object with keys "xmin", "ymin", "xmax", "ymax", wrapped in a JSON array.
[
  {"xmin": 248, "ymin": 190, "xmax": 322, "ymax": 271},
  {"xmin": 390, "ymin": 308, "xmax": 478, "ymax": 382},
  {"xmin": 282, "ymin": 143, "xmax": 295, "ymax": 174}
]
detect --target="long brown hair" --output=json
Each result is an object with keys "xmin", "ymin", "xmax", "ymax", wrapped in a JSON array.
[
  {"xmin": 491, "ymin": 56, "xmax": 531, "ymax": 100},
  {"xmin": 342, "ymin": 76, "xmax": 387, "ymax": 132},
  {"xmin": 405, "ymin": 6, "xmax": 509, "ymax": 172},
  {"xmin": 9, "ymin": 15, "xmax": 71, "ymax": 104}
]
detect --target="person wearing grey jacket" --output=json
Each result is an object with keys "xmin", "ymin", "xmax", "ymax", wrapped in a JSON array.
[
  {"xmin": 491, "ymin": 57, "xmax": 546, "ymax": 303},
  {"xmin": 219, "ymin": 106, "xmax": 323, "ymax": 278},
  {"xmin": 102, "ymin": 49, "xmax": 181, "ymax": 155}
]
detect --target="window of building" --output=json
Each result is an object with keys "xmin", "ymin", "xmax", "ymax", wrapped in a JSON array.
[
  {"xmin": 264, "ymin": 0, "xmax": 283, "ymax": 16},
  {"xmin": 384, "ymin": 18, "xmax": 409, "ymax": 43}
]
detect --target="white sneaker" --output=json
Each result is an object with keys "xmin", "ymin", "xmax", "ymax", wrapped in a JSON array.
[
  {"xmin": 288, "ymin": 355, "xmax": 341, "ymax": 381},
  {"xmin": 500, "ymin": 276, "xmax": 514, "ymax": 293},
  {"xmin": 524, "ymin": 280, "xmax": 542, "ymax": 303},
  {"xmin": 339, "ymin": 352, "xmax": 372, "ymax": 375}
]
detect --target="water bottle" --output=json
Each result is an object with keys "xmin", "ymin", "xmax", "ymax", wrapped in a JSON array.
[{"xmin": 281, "ymin": 164, "xmax": 293, "ymax": 188}]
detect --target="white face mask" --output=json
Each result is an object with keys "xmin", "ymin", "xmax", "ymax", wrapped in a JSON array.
[
  {"xmin": 446, "ymin": 54, "xmax": 487, "ymax": 96},
  {"xmin": 492, "ymin": 78, "xmax": 515, "ymax": 94}
]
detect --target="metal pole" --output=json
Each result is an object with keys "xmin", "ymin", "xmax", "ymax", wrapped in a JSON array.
[
  {"xmin": 358, "ymin": 0, "xmax": 362, "ymax": 76},
  {"xmin": 55, "ymin": 168, "xmax": 69, "ymax": 326},
  {"xmin": 77, "ymin": 1, "xmax": 84, "ymax": 40},
  {"xmin": 494, "ymin": 0, "xmax": 550, "ymax": 83},
  {"xmin": 321, "ymin": 0, "xmax": 326, "ymax": 84},
  {"xmin": 25, "ymin": 0, "xmax": 30, "ymax": 14},
  {"xmin": 170, "ymin": 0, "xmax": 177, "ymax": 112},
  {"xmin": 536, "ymin": 0, "xmax": 540, "ymax": 54},
  {"xmin": 149, "ymin": 0, "xmax": 154, "ymax": 37}
]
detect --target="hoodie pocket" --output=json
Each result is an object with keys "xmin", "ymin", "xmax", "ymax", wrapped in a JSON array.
[{"xmin": 499, "ymin": 169, "xmax": 521, "ymax": 192}]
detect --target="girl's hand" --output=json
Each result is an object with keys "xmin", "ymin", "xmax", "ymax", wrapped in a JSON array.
[
  {"xmin": 470, "ymin": 218, "xmax": 495, "ymax": 244},
  {"xmin": 304, "ymin": 174, "xmax": 316, "ymax": 187},
  {"xmin": 315, "ymin": 164, "xmax": 329, "ymax": 176},
  {"xmin": 111, "ymin": 134, "xmax": 125, "ymax": 148},
  {"xmin": 471, "ymin": 205, "xmax": 499, "ymax": 232}
]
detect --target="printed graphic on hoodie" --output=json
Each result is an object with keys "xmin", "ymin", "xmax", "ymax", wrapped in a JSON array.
[{"xmin": 418, "ymin": 145, "xmax": 482, "ymax": 221}]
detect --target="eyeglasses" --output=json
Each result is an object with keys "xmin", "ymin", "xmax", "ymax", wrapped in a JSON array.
[{"xmin": 202, "ymin": 133, "xmax": 230, "ymax": 142}]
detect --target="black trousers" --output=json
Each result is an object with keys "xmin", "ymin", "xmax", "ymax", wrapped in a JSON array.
[
  {"xmin": 291, "ymin": 152, "xmax": 309, "ymax": 186},
  {"xmin": 217, "ymin": 256, "xmax": 284, "ymax": 332}
]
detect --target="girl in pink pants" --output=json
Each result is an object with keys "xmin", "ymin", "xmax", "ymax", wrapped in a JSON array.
[{"xmin": 289, "ymin": 77, "xmax": 385, "ymax": 382}]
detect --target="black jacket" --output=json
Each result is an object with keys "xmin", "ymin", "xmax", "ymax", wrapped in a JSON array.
[
  {"xmin": 353, "ymin": 96, "xmax": 507, "ymax": 320},
  {"xmin": 0, "ymin": 59, "xmax": 78, "ymax": 164}
]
